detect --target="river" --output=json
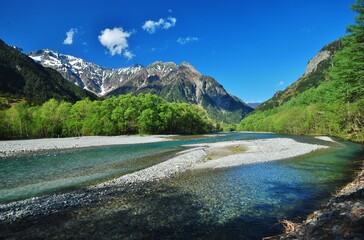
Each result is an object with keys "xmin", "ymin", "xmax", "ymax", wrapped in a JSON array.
[{"xmin": 0, "ymin": 133, "xmax": 363, "ymax": 239}]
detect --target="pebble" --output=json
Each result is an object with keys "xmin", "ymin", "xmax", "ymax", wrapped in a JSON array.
[
  {"xmin": 0, "ymin": 137, "xmax": 333, "ymax": 226},
  {"xmin": 0, "ymin": 135, "xmax": 170, "ymax": 158}
]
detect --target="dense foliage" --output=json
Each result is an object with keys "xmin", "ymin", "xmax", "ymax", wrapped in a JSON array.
[
  {"xmin": 0, "ymin": 93, "xmax": 215, "ymax": 139},
  {"xmin": 238, "ymin": 0, "xmax": 364, "ymax": 142},
  {"xmin": 0, "ymin": 39, "xmax": 97, "ymax": 105},
  {"xmin": 107, "ymin": 73, "xmax": 251, "ymax": 124}
]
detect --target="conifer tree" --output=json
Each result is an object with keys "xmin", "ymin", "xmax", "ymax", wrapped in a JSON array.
[{"xmin": 329, "ymin": 0, "xmax": 364, "ymax": 103}]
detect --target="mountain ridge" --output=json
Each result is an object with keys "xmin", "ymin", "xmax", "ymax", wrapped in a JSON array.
[
  {"xmin": 256, "ymin": 40, "xmax": 343, "ymax": 111},
  {"xmin": 28, "ymin": 50, "xmax": 253, "ymax": 123},
  {"xmin": 238, "ymin": 38, "xmax": 363, "ymax": 142},
  {"xmin": 0, "ymin": 40, "xmax": 98, "ymax": 105}
]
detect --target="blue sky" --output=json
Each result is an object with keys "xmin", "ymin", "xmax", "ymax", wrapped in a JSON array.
[{"xmin": 1, "ymin": 0, "xmax": 356, "ymax": 102}]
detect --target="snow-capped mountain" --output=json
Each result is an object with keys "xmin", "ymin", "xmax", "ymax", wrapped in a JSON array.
[
  {"xmin": 28, "ymin": 49, "xmax": 253, "ymax": 123},
  {"xmin": 29, "ymin": 49, "xmax": 142, "ymax": 95}
]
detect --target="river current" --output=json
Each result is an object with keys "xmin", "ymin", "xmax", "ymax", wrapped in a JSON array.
[{"xmin": 0, "ymin": 133, "xmax": 363, "ymax": 239}]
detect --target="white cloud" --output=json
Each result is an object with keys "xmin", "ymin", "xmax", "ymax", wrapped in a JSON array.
[
  {"xmin": 123, "ymin": 49, "xmax": 134, "ymax": 60},
  {"xmin": 98, "ymin": 27, "xmax": 134, "ymax": 59},
  {"xmin": 279, "ymin": 81, "xmax": 284, "ymax": 86},
  {"xmin": 177, "ymin": 37, "xmax": 199, "ymax": 45},
  {"xmin": 63, "ymin": 28, "xmax": 78, "ymax": 45},
  {"xmin": 142, "ymin": 17, "xmax": 177, "ymax": 34}
]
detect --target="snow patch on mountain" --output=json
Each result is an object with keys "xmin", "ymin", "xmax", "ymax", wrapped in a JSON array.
[{"xmin": 28, "ymin": 49, "xmax": 142, "ymax": 96}]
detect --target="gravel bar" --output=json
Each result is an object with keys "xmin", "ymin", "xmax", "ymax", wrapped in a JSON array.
[
  {"xmin": 0, "ymin": 137, "xmax": 329, "ymax": 222},
  {"xmin": 0, "ymin": 135, "xmax": 170, "ymax": 158}
]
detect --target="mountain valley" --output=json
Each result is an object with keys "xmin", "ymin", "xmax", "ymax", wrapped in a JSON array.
[{"xmin": 28, "ymin": 50, "xmax": 253, "ymax": 123}]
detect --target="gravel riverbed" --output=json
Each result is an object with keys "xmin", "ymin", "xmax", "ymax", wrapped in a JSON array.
[
  {"xmin": 0, "ymin": 136, "xmax": 330, "ymax": 223},
  {"xmin": 0, "ymin": 135, "xmax": 169, "ymax": 158}
]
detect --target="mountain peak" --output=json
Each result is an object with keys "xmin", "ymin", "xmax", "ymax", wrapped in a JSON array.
[
  {"xmin": 180, "ymin": 61, "xmax": 192, "ymax": 67},
  {"xmin": 130, "ymin": 63, "xmax": 144, "ymax": 68},
  {"xmin": 27, "ymin": 48, "xmax": 252, "ymax": 123},
  {"xmin": 148, "ymin": 61, "xmax": 177, "ymax": 68},
  {"xmin": 0, "ymin": 39, "xmax": 97, "ymax": 105},
  {"xmin": 31, "ymin": 48, "xmax": 58, "ymax": 56},
  {"xmin": 178, "ymin": 61, "xmax": 200, "ymax": 75},
  {"xmin": 145, "ymin": 61, "xmax": 178, "ymax": 77}
]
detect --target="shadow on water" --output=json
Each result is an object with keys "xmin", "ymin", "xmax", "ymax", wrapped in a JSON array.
[
  {"xmin": 0, "ymin": 184, "xmax": 215, "ymax": 239},
  {"xmin": 0, "ymin": 133, "xmax": 363, "ymax": 239},
  {"xmin": 0, "ymin": 132, "xmax": 280, "ymax": 204},
  {"xmin": 0, "ymin": 182, "xmax": 285, "ymax": 240}
]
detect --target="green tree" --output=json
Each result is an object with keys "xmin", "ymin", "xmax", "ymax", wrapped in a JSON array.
[
  {"xmin": 66, "ymin": 98, "xmax": 93, "ymax": 136},
  {"xmin": 4, "ymin": 102, "xmax": 32, "ymax": 138},
  {"xmin": 329, "ymin": 0, "xmax": 364, "ymax": 103}
]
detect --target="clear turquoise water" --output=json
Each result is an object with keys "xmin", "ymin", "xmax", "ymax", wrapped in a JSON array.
[
  {"xmin": 0, "ymin": 132, "xmax": 278, "ymax": 203},
  {"xmin": 0, "ymin": 133, "xmax": 363, "ymax": 239}
]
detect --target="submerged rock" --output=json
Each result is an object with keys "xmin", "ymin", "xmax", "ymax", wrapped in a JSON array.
[{"xmin": 270, "ymin": 162, "xmax": 364, "ymax": 240}]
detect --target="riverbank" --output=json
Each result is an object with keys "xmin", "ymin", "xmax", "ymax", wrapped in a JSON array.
[
  {"xmin": 265, "ymin": 160, "xmax": 364, "ymax": 240},
  {"xmin": 0, "ymin": 136, "xmax": 331, "ymax": 223},
  {"xmin": 0, "ymin": 135, "xmax": 170, "ymax": 158}
]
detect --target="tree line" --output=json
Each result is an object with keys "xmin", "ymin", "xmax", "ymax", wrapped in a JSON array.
[
  {"xmin": 0, "ymin": 93, "xmax": 216, "ymax": 139},
  {"xmin": 238, "ymin": 0, "xmax": 364, "ymax": 142}
]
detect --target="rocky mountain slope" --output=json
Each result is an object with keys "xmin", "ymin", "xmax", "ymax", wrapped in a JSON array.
[
  {"xmin": 256, "ymin": 40, "xmax": 342, "ymax": 111},
  {"xmin": 28, "ymin": 50, "xmax": 252, "ymax": 123},
  {"xmin": 238, "ymin": 38, "xmax": 363, "ymax": 142},
  {"xmin": 29, "ymin": 49, "xmax": 142, "ymax": 95},
  {"xmin": 0, "ymin": 40, "xmax": 97, "ymax": 105}
]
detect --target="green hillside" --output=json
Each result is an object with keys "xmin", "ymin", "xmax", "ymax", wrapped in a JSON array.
[
  {"xmin": 0, "ymin": 39, "xmax": 97, "ymax": 107},
  {"xmin": 238, "ymin": 1, "xmax": 364, "ymax": 142}
]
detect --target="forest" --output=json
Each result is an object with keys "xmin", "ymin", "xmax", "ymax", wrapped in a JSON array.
[
  {"xmin": 0, "ymin": 93, "xmax": 216, "ymax": 139},
  {"xmin": 238, "ymin": 1, "xmax": 364, "ymax": 142}
]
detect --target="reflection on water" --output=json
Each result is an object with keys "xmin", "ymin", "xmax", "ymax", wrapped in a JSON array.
[{"xmin": 0, "ymin": 134, "xmax": 362, "ymax": 239}]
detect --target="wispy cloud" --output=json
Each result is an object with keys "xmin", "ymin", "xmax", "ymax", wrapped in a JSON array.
[
  {"xmin": 279, "ymin": 81, "xmax": 284, "ymax": 86},
  {"xmin": 63, "ymin": 28, "xmax": 78, "ymax": 45},
  {"xmin": 177, "ymin": 37, "xmax": 199, "ymax": 45},
  {"xmin": 98, "ymin": 27, "xmax": 134, "ymax": 59},
  {"xmin": 142, "ymin": 17, "xmax": 176, "ymax": 34},
  {"xmin": 123, "ymin": 49, "xmax": 134, "ymax": 60}
]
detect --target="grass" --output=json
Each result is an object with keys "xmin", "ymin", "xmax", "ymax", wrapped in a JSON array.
[{"xmin": 209, "ymin": 145, "xmax": 247, "ymax": 160}]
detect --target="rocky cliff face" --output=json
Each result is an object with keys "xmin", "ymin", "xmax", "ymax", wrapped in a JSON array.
[
  {"xmin": 303, "ymin": 50, "xmax": 331, "ymax": 76},
  {"xmin": 256, "ymin": 40, "xmax": 343, "ymax": 111},
  {"xmin": 28, "ymin": 50, "xmax": 253, "ymax": 123}
]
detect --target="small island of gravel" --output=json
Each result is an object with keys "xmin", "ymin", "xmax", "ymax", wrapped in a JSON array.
[{"xmin": 0, "ymin": 135, "xmax": 333, "ymax": 223}]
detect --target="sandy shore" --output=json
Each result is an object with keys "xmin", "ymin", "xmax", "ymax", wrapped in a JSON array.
[{"xmin": 0, "ymin": 135, "xmax": 170, "ymax": 158}]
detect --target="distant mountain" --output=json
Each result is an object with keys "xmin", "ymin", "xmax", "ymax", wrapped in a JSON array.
[
  {"xmin": 0, "ymin": 39, "xmax": 97, "ymax": 105},
  {"xmin": 29, "ymin": 50, "xmax": 253, "ymax": 123},
  {"xmin": 246, "ymin": 102, "xmax": 261, "ymax": 109},
  {"xmin": 29, "ymin": 49, "xmax": 143, "ymax": 96}
]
